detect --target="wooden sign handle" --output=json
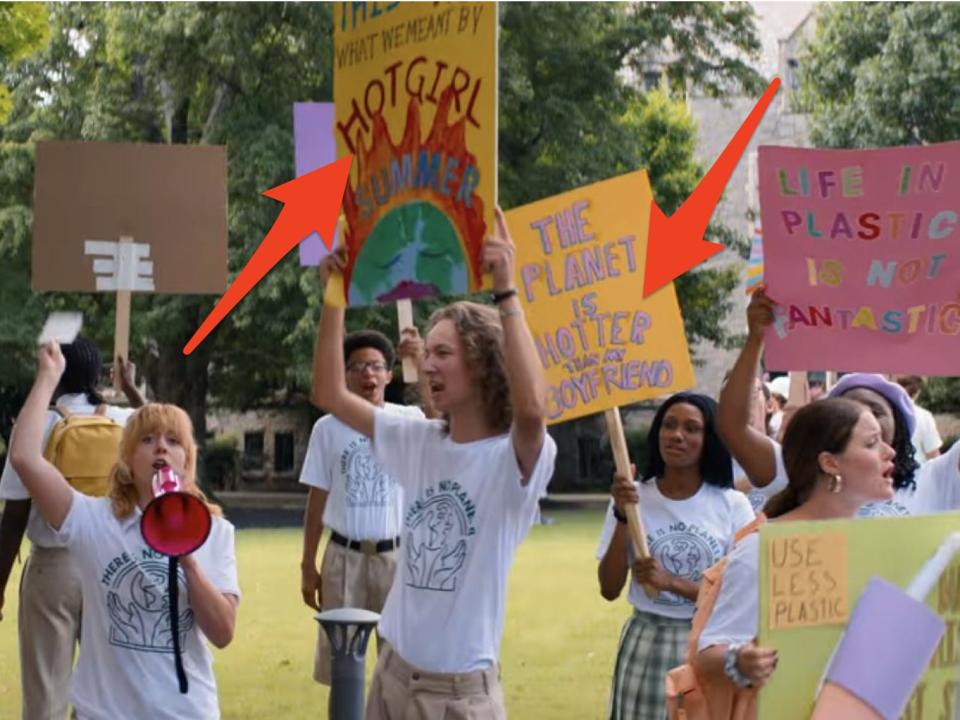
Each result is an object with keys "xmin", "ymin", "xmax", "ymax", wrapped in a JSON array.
[
  {"xmin": 396, "ymin": 299, "xmax": 417, "ymax": 383},
  {"xmin": 604, "ymin": 407, "xmax": 658, "ymax": 599}
]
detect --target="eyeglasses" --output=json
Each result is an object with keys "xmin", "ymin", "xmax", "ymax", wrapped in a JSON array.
[{"xmin": 346, "ymin": 361, "xmax": 389, "ymax": 373}]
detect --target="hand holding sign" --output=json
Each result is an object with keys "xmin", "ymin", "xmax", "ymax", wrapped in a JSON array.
[
  {"xmin": 483, "ymin": 207, "xmax": 518, "ymax": 293},
  {"xmin": 746, "ymin": 288, "xmax": 777, "ymax": 342},
  {"xmin": 36, "ymin": 341, "xmax": 66, "ymax": 381}
]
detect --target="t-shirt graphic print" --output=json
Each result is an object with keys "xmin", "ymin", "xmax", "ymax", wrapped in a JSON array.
[
  {"xmin": 101, "ymin": 548, "xmax": 193, "ymax": 653},
  {"xmin": 341, "ymin": 436, "xmax": 391, "ymax": 508},
  {"xmin": 404, "ymin": 480, "xmax": 477, "ymax": 592},
  {"xmin": 648, "ymin": 519, "xmax": 726, "ymax": 607}
]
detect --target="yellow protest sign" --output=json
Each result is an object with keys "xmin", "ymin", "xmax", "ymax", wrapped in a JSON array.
[
  {"xmin": 333, "ymin": 2, "xmax": 497, "ymax": 306},
  {"xmin": 767, "ymin": 532, "xmax": 848, "ymax": 630},
  {"xmin": 758, "ymin": 513, "xmax": 960, "ymax": 720},
  {"xmin": 505, "ymin": 171, "xmax": 695, "ymax": 424}
]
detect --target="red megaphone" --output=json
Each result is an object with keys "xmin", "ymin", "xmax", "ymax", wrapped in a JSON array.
[{"xmin": 140, "ymin": 466, "xmax": 212, "ymax": 557}]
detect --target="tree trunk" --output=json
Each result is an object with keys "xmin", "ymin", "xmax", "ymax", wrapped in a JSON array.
[
  {"xmin": 153, "ymin": 304, "xmax": 211, "ymax": 476},
  {"xmin": 156, "ymin": 98, "xmax": 216, "ymax": 480}
]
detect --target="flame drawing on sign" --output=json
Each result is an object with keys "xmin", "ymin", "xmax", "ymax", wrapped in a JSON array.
[{"xmin": 341, "ymin": 88, "xmax": 487, "ymax": 305}]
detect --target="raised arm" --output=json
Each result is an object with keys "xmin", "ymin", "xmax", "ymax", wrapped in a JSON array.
[
  {"xmin": 117, "ymin": 355, "xmax": 146, "ymax": 408},
  {"xmin": 8, "ymin": 343, "xmax": 73, "ymax": 530},
  {"xmin": 310, "ymin": 250, "xmax": 376, "ymax": 439},
  {"xmin": 717, "ymin": 290, "xmax": 778, "ymax": 487},
  {"xmin": 488, "ymin": 208, "xmax": 547, "ymax": 481}
]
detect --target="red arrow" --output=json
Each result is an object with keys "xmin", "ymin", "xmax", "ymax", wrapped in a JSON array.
[
  {"xmin": 182, "ymin": 155, "xmax": 353, "ymax": 355},
  {"xmin": 642, "ymin": 77, "xmax": 781, "ymax": 297}
]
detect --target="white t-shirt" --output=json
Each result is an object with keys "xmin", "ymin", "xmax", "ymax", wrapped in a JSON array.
[
  {"xmin": 768, "ymin": 411, "xmax": 784, "ymax": 438},
  {"xmin": 372, "ymin": 409, "xmax": 557, "ymax": 673},
  {"xmin": 56, "ymin": 492, "xmax": 239, "ymax": 720},
  {"xmin": 595, "ymin": 480, "xmax": 755, "ymax": 619},
  {"xmin": 0, "ymin": 394, "xmax": 135, "ymax": 548},
  {"xmin": 912, "ymin": 405, "xmax": 943, "ymax": 463},
  {"xmin": 911, "ymin": 440, "xmax": 960, "ymax": 515},
  {"xmin": 698, "ymin": 532, "xmax": 760, "ymax": 652},
  {"xmin": 299, "ymin": 403, "xmax": 424, "ymax": 541}
]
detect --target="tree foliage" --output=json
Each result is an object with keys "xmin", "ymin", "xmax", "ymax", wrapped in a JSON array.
[
  {"xmin": 800, "ymin": 3, "xmax": 960, "ymax": 148},
  {"xmin": 0, "ymin": 2, "xmax": 50, "ymax": 121},
  {"xmin": 800, "ymin": 2, "xmax": 960, "ymax": 410},
  {"xmin": 0, "ymin": 2, "xmax": 763, "ymax": 451}
]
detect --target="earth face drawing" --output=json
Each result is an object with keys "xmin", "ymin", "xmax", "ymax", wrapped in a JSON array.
[{"xmin": 349, "ymin": 201, "xmax": 468, "ymax": 305}]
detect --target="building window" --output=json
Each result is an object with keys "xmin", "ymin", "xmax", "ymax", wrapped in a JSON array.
[
  {"xmin": 243, "ymin": 432, "xmax": 264, "ymax": 471},
  {"xmin": 643, "ymin": 70, "xmax": 662, "ymax": 93},
  {"xmin": 274, "ymin": 432, "xmax": 294, "ymax": 473},
  {"xmin": 787, "ymin": 58, "xmax": 800, "ymax": 90}
]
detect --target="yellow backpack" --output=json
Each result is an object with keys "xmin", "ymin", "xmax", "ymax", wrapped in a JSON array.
[{"xmin": 43, "ymin": 404, "xmax": 124, "ymax": 497}]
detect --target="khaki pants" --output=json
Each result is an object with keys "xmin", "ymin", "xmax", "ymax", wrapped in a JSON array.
[
  {"xmin": 19, "ymin": 546, "xmax": 82, "ymax": 720},
  {"xmin": 313, "ymin": 537, "xmax": 398, "ymax": 685},
  {"xmin": 365, "ymin": 645, "xmax": 506, "ymax": 720}
]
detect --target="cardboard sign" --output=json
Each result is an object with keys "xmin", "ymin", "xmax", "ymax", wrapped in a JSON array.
[
  {"xmin": 759, "ymin": 142, "xmax": 960, "ymax": 375},
  {"xmin": 333, "ymin": 1, "xmax": 497, "ymax": 306},
  {"xmin": 505, "ymin": 171, "xmax": 695, "ymax": 425},
  {"xmin": 767, "ymin": 531, "xmax": 848, "ymax": 630},
  {"xmin": 32, "ymin": 141, "xmax": 228, "ymax": 295},
  {"xmin": 293, "ymin": 102, "xmax": 339, "ymax": 266},
  {"xmin": 758, "ymin": 513, "xmax": 960, "ymax": 720}
]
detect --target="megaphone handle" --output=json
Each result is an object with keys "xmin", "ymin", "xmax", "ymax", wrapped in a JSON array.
[{"xmin": 169, "ymin": 556, "xmax": 188, "ymax": 694}]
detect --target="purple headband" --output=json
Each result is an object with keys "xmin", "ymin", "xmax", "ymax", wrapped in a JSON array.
[{"xmin": 827, "ymin": 373, "xmax": 916, "ymax": 438}]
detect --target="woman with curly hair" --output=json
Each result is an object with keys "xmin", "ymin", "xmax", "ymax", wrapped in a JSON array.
[
  {"xmin": 597, "ymin": 392, "xmax": 754, "ymax": 720},
  {"xmin": 717, "ymin": 288, "xmax": 931, "ymax": 517},
  {"xmin": 9, "ymin": 343, "xmax": 238, "ymax": 719},
  {"xmin": 312, "ymin": 207, "xmax": 557, "ymax": 720}
]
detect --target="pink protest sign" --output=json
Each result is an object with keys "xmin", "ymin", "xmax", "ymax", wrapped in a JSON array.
[{"xmin": 759, "ymin": 142, "xmax": 960, "ymax": 375}]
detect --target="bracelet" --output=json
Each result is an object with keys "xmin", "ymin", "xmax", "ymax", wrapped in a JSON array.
[
  {"xmin": 612, "ymin": 506, "xmax": 628, "ymax": 525},
  {"xmin": 499, "ymin": 306, "xmax": 524, "ymax": 319},
  {"xmin": 723, "ymin": 642, "xmax": 753, "ymax": 688},
  {"xmin": 492, "ymin": 288, "xmax": 518, "ymax": 304}
]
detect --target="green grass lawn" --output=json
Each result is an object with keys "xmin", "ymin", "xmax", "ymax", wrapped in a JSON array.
[{"xmin": 0, "ymin": 509, "xmax": 628, "ymax": 719}]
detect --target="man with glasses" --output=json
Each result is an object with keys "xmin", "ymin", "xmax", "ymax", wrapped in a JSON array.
[{"xmin": 299, "ymin": 324, "xmax": 429, "ymax": 685}]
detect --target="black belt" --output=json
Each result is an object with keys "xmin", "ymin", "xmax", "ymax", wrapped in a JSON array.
[{"xmin": 330, "ymin": 531, "xmax": 400, "ymax": 555}]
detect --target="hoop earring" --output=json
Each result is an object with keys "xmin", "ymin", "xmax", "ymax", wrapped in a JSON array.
[{"xmin": 829, "ymin": 474, "xmax": 843, "ymax": 494}]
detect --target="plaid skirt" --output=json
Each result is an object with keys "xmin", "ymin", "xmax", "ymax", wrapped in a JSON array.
[{"xmin": 607, "ymin": 610, "xmax": 691, "ymax": 720}]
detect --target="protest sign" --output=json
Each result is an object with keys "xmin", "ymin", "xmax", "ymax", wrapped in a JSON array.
[
  {"xmin": 505, "ymin": 171, "xmax": 695, "ymax": 425},
  {"xmin": 33, "ymin": 140, "xmax": 228, "ymax": 381},
  {"xmin": 333, "ymin": 1, "xmax": 497, "ymax": 306},
  {"xmin": 294, "ymin": 102, "xmax": 339, "ymax": 266},
  {"xmin": 759, "ymin": 142, "xmax": 960, "ymax": 374},
  {"xmin": 33, "ymin": 140, "xmax": 228, "ymax": 295},
  {"xmin": 758, "ymin": 513, "xmax": 960, "ymax": 720}
]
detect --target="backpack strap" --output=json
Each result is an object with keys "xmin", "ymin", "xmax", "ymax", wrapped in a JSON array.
[
  {"xmin": 54, "ymin": 404, "xmax": 71, "ymax": 419},
  {"xmin": 733, "ymin": 513, "xmax": 766, "ymax": 544}
]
